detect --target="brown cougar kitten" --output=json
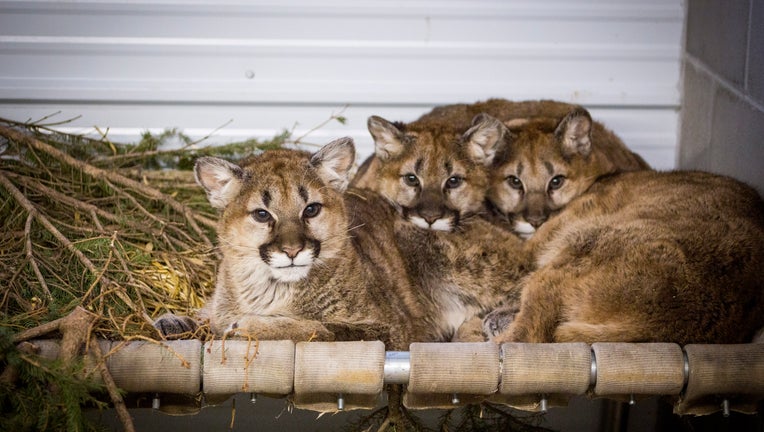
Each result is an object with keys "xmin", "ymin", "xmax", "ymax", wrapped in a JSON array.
[
  {"xmin": 482, "ymin": 105, "xmax": 650, "ymax": 238},
  {"xmin": 484, "ymin": 170, "xmax": 764, "ymax": 344},
  {"xmin": 354, "ymin": 99, "xmax": 649, "ymax": 238},
  {"xmin": 351, "ymin": 110, "xmax": 530, "ymax": 341}
]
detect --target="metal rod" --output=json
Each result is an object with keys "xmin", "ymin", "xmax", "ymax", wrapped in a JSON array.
[{"xmin": 384, "ymin": 351, "xmax": 410, "ymax": 384}]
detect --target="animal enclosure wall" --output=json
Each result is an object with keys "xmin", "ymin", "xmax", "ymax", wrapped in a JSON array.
[
  {"xmin": 0, "ymin": 0, "xmax": 682, "ymax": 169},
  {"xmin": 678, "ymin": 0, "xmax": 764, "ymax": 196}
]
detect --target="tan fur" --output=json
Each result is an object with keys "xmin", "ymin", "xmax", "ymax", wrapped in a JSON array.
[
  {"xmin": 484, "ymin": 105, "xmax": 650, "ymax": 238},
  {"xmin": 392, "ymin": 218, "xmax": 530, "ymax": 341},
  {"xmin": 353, "ymin": 98, "xmax": 578, "ymax": 192},
  {"xmin": 351, "ymin": 108, "xmax": 530, "ymax": 341},
  {"xmin": 354, "ymin": 100, "xmax": 649, "ymax": 239},
  {"xmin": 155, "ymin": 138, "xmax": 429, "ymax": 349},
  {"xmin": 488, "ymin": 170, "xmax": 764, "ymax": 344},
  {"xmin": 356, "ymin": 115, "xmax": 496, "ymax": 232}
]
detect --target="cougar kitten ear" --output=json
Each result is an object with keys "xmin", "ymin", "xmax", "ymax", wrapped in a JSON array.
[
  {"xmin": 310, "ymin": 137, "xmax": 356, "ymax": 192},
  {"xmin": 367, "ymin": 115, "xmax": 405, "ymax": 160},
  {"xmin": 555, "ymin": 107, "xmax": 592, "ymax": 158},
  {"xmin": 194, "ymin": 157, "xmax": 244, "ymax": 209},
  {"xmin": 462, "ymin": 113, "xmax": 506, "ymax": 166}
]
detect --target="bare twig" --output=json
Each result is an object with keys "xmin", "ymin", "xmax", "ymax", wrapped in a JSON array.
[
  {"xmin": 24, "ymin": 213, "xmax": 52, "ymax": 301},
  {"xmin": 10, "ymin": 306, "xmax": 135, "ymax": 432},
  {"xmin": 106, "ymin": 233, "xmax": 154, "ymax": 324},
  {"xmin": 103, "ymin": 178, "xmax": 200, "ymax": 248},
  {"xmin": 89, "ymin": 337, "xmax": 136, "ymax": 432},
  {"xmin": 107, "ymin": 336, "xmax": 191, "ymax": 369},
  {"xmin": 290, "ymin": 105, "xmax": 348, "ymax": 146},
  {"xmin": 59, "ymin": 306, "xmax": 99, "ymax": 364},
  {"xmin": 12, "ymin": 317, "xmax": 67, "ymax": 343},
  {"xmin": 7, "ymin": 172, "xmax": 162, "ymax": 240},
  {"xmin": 241, "ymin": 337, "xmax": 260, "ymax": 392},
  {"xmin": 28, "ymin": 112, "xmax": 83, "ymax": 127},
  {"xmin": 12, "ymin": 306, "xmax": 99, "ymax": 365}
]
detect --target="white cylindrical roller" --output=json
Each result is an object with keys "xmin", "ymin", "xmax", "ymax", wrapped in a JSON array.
[
  {"xmin": 674, "ymin": 343, "xmax": 764, "ymax": 415},
  {"xmin": 500, "ymin": 342, "xmax": 591, "ymax": 395},
  {"xmin": 203, "ymin": 339, "xmax": 294, "ymax": 395},
  {"xmin": 293, "ymin": 341, "xmax": 385, "ymax": 395},
  {"xmin": 592, "ymin": 342, "xmax": 684, "ymax": 396},
  {"xmin": 105, "ymin": 340, "xmax": 202, "ymax": 394},
  {"xmin": 408, "ymin": 342, "xmax": 500, "ymax": 394}
]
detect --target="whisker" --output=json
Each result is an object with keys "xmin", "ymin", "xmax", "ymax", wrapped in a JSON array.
[{"xmin": 345, "ymin": 223, "xmax": 365, "ymax": 233}]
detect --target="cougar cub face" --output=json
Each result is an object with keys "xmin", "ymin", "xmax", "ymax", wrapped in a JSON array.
[
  {"xmin": 488, "ymin": 108, "xmax": 613, "ymax": 239},
  {"xmin": 365, "ymin": 115, "xmax": 504, "ymax": 231},
  {"xmin": 195, "ymin": 140, "xmax": 354, "ymax": 283}
]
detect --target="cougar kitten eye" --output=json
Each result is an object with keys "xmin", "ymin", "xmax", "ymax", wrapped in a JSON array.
[
  {"xmin": 445, "ymin": 176, "xmax": 463, "ymax": 189},
  {"xmin": 507, "ymin": 175, "xmax": 523, "ymax": 190},
  {"xmin": 548, "ymin": 175, "xmax": 566, "ymax": 191},
  {"xmin": 302, "ymin": 203, "xmax": 322, "ymax": 219},
  {"xmin": 252, "ymin": 209, "xmax": 272, "ymax": 223},
  {"xmin": 403, "ymin": 173, "xmax": 420, "ymax": 187}
]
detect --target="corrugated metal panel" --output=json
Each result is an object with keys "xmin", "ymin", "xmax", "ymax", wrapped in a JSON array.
[{"xmin": 0, "ymin": 0, "xmax": 683, "ymax": 169}]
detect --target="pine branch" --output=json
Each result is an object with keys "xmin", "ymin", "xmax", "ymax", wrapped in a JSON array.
[
  {"xmin": 0, "ymin": 170, "xmax": 117, "ymax": 305},
  {"xmin": 8, "ymin": 307, "xmax": 136, "ymax": 432},
  {"xmin": 0, "ymin": 125, "xmax": 214, "ymax": 247},
  {"xmin": 8, "ymin": 171, "xmax": 182, "ymax": 246}
]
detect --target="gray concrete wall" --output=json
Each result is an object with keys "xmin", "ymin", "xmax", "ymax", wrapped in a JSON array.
[{"xmin": 680, "ymin": 0, "xmax": 764, "ymax": 196}]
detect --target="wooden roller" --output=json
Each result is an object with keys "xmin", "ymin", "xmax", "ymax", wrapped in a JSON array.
[{"xmin": 203, "ymin": 340, "xmax": 294, "ymax": 395}]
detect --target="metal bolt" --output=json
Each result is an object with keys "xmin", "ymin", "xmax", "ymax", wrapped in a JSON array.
[
  {"xmin": 337, "ymin": 393, "xmax": 345, "ymax": 411},
  {"xmin": 250, "ymin": 393, "xmax": 257, "ymax": 404},
  {"xmin": 722, "ymin": 399, "xmax": 730, "ymax": 417},
  {"xmin": 152, "ymin": 393, "xmax": 160, "ymax": 410}
]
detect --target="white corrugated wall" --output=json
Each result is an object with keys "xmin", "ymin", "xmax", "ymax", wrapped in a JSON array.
[{"xmin": 0, "ymin": 0, "xmax": 683, "ymax": 169}]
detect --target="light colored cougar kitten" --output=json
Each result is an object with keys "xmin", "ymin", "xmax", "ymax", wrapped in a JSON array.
[{"xmin": 154, "ymin": 138, "xmax": 428, "ymax": 349}]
